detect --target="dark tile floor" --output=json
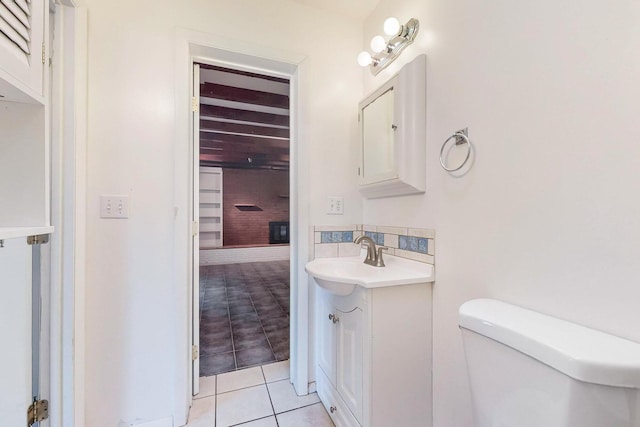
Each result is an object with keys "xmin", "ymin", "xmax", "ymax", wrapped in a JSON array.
[{"xmin": 199, "ymin": 260, "xmax": 290, "ymax": 377}]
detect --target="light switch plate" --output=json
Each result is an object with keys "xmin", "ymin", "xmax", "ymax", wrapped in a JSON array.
[
  {"xmin": 100, "ymin": 195, "xmax": 130, "ymax": 218},
  {"xmin": 328, "ymin": 196, "xmax": 344, "ymax": 215}
]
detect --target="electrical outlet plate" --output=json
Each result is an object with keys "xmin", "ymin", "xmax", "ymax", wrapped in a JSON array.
[
  {"xmin": 100, "ymin": 195, "xmax": 130, "ymax": 218},
  {"xmin": 328, "ymin": 196, "xmax": 344, "ymax": 215}
]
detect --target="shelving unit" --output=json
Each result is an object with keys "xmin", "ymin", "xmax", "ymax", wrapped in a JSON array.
[
  {"xmin": 0, "ymin": 0, "xmax": 51, "ymax": 239},
  {"xmin": 0, "ymin": 1, "xmax": 52, "ymax": 423},
  {"xmin": 199, "ymin": 167, "xmax": 223, "ymax": 248}
]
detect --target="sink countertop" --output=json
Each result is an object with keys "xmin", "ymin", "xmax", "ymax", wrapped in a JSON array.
[{"xmin": 305, "ymin": 253, "xmax": 434, "ymax": 291}]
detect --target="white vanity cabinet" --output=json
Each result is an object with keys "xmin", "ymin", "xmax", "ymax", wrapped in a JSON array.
[
  {"xmin": 0, "ymin": 0, "xmax": 48, "ymax": 103},
  {"xmin": 315, "ymin": 282, "xmax": 433, "ymax": 427}
]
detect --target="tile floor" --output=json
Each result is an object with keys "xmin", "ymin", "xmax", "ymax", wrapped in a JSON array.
[
  {"xmin": 199, "ymin": 260, "xmax": 290, "ymax": 376},
  {"xmin": 187, "ymin": 360, "xmax": 334, "ymax": 427}
]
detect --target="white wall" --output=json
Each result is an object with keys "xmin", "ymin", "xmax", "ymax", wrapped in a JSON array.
[
  {"xmin": 362, "ymin": 1, "xmax": 640, "ymax": 426},
  {"xmin": 81, "ymin": 1, "xmax": 362, "ymax": 425}
]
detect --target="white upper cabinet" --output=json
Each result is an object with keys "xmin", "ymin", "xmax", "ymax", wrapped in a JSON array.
[
  {"xmin": 0, "ymin": 0, "xmax": 51, "ymax": 240},
  {"xmin": 358, "ymin": 54, "xmax": 426, "ymax": 199},
  {"xmin": 0, "ymin": 0, "xmax": 46, "ymax": 103}
]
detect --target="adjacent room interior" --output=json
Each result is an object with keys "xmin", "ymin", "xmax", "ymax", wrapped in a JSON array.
[{"xmin": 196, "ymin": 63, "xmax": 291, "ymax": 376}]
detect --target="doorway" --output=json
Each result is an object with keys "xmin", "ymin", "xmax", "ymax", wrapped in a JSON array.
[
  {"xmin": 191, "ymin": 58, "xmax": 298, "ymax": 395},
  {"xmin": 175, "ymin": 34, "xmax": 311, "ymax": 421}
]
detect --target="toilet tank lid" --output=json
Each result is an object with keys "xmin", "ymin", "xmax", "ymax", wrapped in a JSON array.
[{"xmin": 459, "ymin": 298, "xmax": 640, "ymax": 389}]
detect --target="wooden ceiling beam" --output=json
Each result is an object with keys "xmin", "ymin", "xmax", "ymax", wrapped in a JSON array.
[
  {"xmin": 199, "ymin": 63, "xmax": 289, "ymax": 84},
  {"xmin": 200, "ymin": 120, "xmax": 289, "ymax": 138},
  {"xmin": 200, "ymin": 82, "xmax": 289, "ymax": 109},
  {"xmin": 200, "ymin": 131, "xmax": 289, "ymax": 147},
  {"xmin": 200, "ymin": 152, "xmax": 289, "ymax": 164},
  {"xmin": 200, "ymin": 153, "xmax": 289, "ymax": 162},
  {"xmin": 200, "ymin": 104, "xmax": 289, "ymax": 127},
  {"xmin": 200, "ymin": 140, "xmax": 289, "ymax": 155}
]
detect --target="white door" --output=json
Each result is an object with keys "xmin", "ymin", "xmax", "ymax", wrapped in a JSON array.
[
  {"xmin": 0, "ymin": 237, "xmax": 33, "ymax": 426},
  {"xmin": 191, "ymin": 63, "xmax": 201, "ymax": 394},
  {"xmin": 336, "ymin": 307, "xmax": 363, "ymax": 423},
  {"xmin": 317, "ymin": 291, "xmax": 336, "ymax": 385}
]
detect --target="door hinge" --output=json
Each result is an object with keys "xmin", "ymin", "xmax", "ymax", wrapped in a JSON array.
[
  {"xmin": 28, "ymin": 399, "xmax": 49, "ymax": 426},
  {"xmin": 27, "ymin": 234, "xmax": 50, "ymax": 245},
  {"xmin": 357, "ymin": 167, "xmax": 361, "ymax": 176},
  {"xmin": 192, "ymin": 97, "xmax": 198, "ymax": 113},
  {"xmin": 192, "ymin": 221, "xmax": 199, "ymax": 236},
  {"xmin": 192, "ymin": 345, "xmax": 199, "ymax": 361},
  {"xmin": 41, "ymin": 43, "xmax": 45, "ymax": 65}
]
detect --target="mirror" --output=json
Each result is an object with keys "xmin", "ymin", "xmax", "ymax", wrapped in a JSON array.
[
  {"xmin": 362, "ymin": 87, "xmax": 395, "ymax": 180},
  {"xmin": 358, "ymin": 54, "xmax": 426, "ymax": 199}
]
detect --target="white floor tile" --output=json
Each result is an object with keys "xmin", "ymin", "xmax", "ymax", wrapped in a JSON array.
[
  {"xmin": 235, "ymin": 416, "xmax": 278, "ymax": 426},
  {"xmin": 262, "ymin": 360, "xmax": 290, "ymax": 383},
  {"xmin": 187, "ymin": 395, "xmax": 215, "ymax": 426},
  {"xmin": 267, "ymin": 379, "xmax": 320, "ymax": 414},
  {"xmin": 217, "ymin": 366, "xmax": 265, "ymax": 394},
  {"xmin": 276, "ymin": 403, "xmax": 334, "ymax": 427},
  {"xmin": 216, "ymin": 384, "xmax": 274, "ymax": 427},
  {"xmin": 195, "ymin": 376, "xmax": 216, "ymax": 399}
]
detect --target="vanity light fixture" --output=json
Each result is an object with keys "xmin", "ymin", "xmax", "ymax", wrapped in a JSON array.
[{"xmin": 357, "ymin": 17, "xmax": 420, "ymax": 76}]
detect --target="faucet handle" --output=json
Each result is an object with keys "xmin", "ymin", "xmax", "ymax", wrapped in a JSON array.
[{"xmin": 375, "ymin": 246, "xmax": 388, "ymax": 267}]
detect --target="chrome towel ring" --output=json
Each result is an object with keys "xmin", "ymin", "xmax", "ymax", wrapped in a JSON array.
[{"xmin": 440, "ymin": 128, "xmax": 472, "ymax": 172}]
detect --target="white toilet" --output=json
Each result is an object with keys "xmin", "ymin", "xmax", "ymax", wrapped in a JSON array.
[{"xmin": 459, "ymin": 299, "xmax": 640, "ymax": 427}]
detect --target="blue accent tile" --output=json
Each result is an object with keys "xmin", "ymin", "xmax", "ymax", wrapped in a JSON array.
[
  {"xmin": 399, "ymin": 235, "xmax": 409, "ymax": 250},
  {"xmin": 408, "ymin": 236, "xmax": 419, "ymax": 251},
  {"xmin": 376, "ymin": 233, "xmax": 384, "ymax": 245},
  {"xmin": 418, "ymin": 238, "xmax": 428, "ymax": 254},
  {"xmin": 321, "ymin": 232, "xmax": 332, "ymax": 243},
  {"xmin": 342, "ymin": 231, "xmax": 353, "ymax": 243},
  {"xmin": 331, "ymin": 231, "xmax": 342, "ymax": 242},
  {"xmin": 365, "ymin": 231, "xmax": 375, "ymax": 240}
]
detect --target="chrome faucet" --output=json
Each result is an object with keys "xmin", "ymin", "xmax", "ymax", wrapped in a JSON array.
[{"xmin": 354, "ymin": 235, "xmax": 387, "ymax": 267}]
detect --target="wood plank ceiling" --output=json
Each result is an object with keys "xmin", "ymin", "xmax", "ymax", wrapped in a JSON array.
[{"xmin": 199, "ymin": 64, "xmax": 290, "ymax": 170}]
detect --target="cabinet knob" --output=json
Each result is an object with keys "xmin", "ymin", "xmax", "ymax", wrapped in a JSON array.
[
  {"xmin": 330, "ymin": 406, "xmax": 337, "ymax": 413},
  {"xmin": 328, "ymin": 313, "xmax": 339, "ymax": 324}
]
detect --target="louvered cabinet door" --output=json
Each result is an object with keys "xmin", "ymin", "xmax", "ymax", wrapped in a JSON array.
[{"xmin": 0, "ymin": 0, "xmax": 45, "ymax": 99}]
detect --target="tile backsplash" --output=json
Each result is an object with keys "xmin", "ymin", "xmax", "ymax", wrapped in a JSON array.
[{"xmin": 312, "ymin": 224, "xmax": 435, "ymax": 265}]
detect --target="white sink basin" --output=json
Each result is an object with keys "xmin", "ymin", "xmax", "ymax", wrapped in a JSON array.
[{"xmin": 305, "ymin": 254, "xmax": 434, "ymax": 296}]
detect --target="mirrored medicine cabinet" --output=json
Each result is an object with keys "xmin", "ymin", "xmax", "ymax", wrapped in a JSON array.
[{"xmin": 358, "ymin": 54, "xmax": 426, "ymax": 198}]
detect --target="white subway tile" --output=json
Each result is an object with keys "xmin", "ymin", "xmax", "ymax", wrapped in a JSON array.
[
  {"xmin": 407, "ymin": 228, "xmax": 435, "ymax": 239},
  {"xmin": 427, "ymin": 239, "xmax": 435, "ymax": 255},
  {"xmin": 383, "ymin": 233, "xmax": 399, "ymax": 248},
  {"xmin": 314, "ymin": 243, "xmax": 338, "ymax": 258},
  {"xmin": 338, "ymin": 243, "xmax": 360, "ymax": 257},
  {"xmin": 315, "ymin": 225, "xmax": 356, "ymax": 232},
  {"xmin": 395, "ymin": 249, "xmax": 434, "ymax": 264},
  {"xmin": 377, "ymin": 225, "xmax": 407, "ymax": 235}
]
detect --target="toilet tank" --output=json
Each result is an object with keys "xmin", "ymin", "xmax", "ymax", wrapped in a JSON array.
[{"xmin": 459, "ymin": 299, "xmax": 640, "ymax": 427}]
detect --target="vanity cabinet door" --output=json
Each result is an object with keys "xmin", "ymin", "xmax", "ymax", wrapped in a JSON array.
[
  {"xmin": 336, "ymin": 307, "xmax": 363, "ymax": 424},
  {"xmin": 318, "ymin": 293, "xmax": 337, "ymax": 386}
]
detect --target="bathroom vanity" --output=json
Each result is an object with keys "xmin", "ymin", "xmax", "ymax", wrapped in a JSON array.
[{"xmin": 307, "ymin": 255, "xmax": 434, "ymax": 427}]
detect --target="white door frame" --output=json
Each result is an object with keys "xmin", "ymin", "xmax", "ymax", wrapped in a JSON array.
[
  {"xmin": 173, "ymin": 29, "xmax": 311, "ymax": 425},
  {"xmin": 191, "ymin": 63, "xmax": 201, "ymax": 393},
  {"xmin": 49, "ymin": 4, "xmax": 87, "ymax": 427}
]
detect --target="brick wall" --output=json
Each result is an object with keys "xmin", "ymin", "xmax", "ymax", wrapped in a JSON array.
[{"xmin": 223, "ymin": 168, "xmax": 289, "ymax": 246}]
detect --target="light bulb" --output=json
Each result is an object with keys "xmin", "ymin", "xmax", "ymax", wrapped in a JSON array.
[
  {"xmin": 357, "ymin": 51, "xmax": 372, "ymax": 67},
  {"xmin": 370, "ymin": 35, "xmax": 386, "ymax": 53},
  {"xmin": 383, "ymin": 17, "xmax": 401, "ymax": 36}
]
